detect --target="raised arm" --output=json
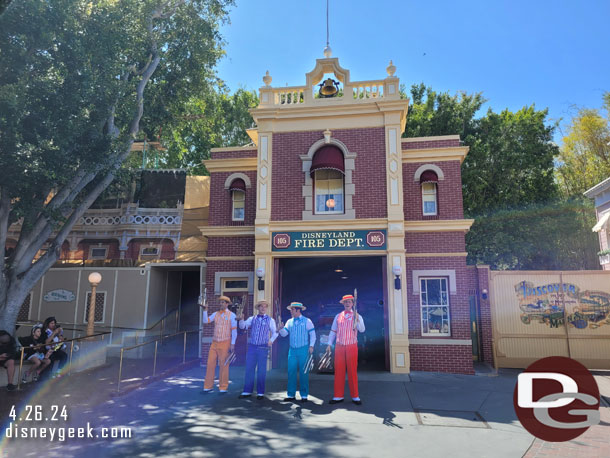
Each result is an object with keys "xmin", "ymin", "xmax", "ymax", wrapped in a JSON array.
[
  {"xmin": 239, "ymin": 316, "xmax": 254, "ymax": 330},
  {"xmin": 357, "ymin": 314, "xmax": 365, "ymax": 333}
]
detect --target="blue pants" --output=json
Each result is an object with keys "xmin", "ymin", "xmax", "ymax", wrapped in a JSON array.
[
  {"xmin": 243, "ymin": 344, "xmax": 269, "ymax": 394},
  {"xmin": 287, "ymin": 345, "xmax": 309, "ymax": 398}
]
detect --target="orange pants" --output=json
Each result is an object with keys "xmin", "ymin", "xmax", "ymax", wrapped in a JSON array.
[
  {"xmin": 334, "ymin": 343, "xmax": 359, "ymax": 398},
  {"xmin": 204, "ymin": 340, "xmax": 231, "ymax": 390}
]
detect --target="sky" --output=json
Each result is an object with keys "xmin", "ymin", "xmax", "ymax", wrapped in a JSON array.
[{"xmin": 216, "ymin": 0, "xmax": 610, "ymax": 140}]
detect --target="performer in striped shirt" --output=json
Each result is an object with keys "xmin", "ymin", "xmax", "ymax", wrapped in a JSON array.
[
  {"xmin": 278, "ymin": 302, "xmax": 316, "ymax": 403},
  {"xmin": 201, "ymin": 295, "xmax": 237, "ymax": 393},
  {"xmin": 327, "ymin": 294, "xmax": 365, "ymax": 405},
  {"xmin": 237, "ymin": 299, "xmax": 278, "ymax": 400}
]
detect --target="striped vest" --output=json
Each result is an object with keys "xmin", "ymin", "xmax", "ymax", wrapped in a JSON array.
[
  {"xmin": 336, "ymin": 311, "xmax": 358, "ymax": 345},
  {"xmin": 213, "ymin": 310, "xmax": 232, "ymax": 342},
  {"xmin": 287, "ymin": 317, "xmax": 309, "ymax": 348},
  {"xmin": 250, "ymin": 315, "xmax": 271, "ymax": 346}
]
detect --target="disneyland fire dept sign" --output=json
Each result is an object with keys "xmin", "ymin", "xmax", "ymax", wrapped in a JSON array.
[{"xmin": 272, "ymin": 230, "xmax": 386, "ymax": 251}]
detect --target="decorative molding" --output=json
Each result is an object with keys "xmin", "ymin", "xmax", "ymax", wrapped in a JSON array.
[
  {"xmin": 198, "ymin": 226, "xmax": 255, "ymax": 237},
  {"xmin": 413, "ymin": 164, "xmax": 445, "ymax": 181},
  {"xmin": 412, "ymin": 270, "xmax": 457, "ymax": 294},
  {"xmin": 269, "ymin": 218, "xmax": 388, "ymax": 231},
  {"xmin": 205, "ymin": 256, "xmax": 255, "ymax": 261},
  {"xmin": 224, "ymin": 173, "xmax": 252, "ymax": 189},
  {"xmin": 203, "ymin": 158, "xmax": 257, "ymax": 172},
  {"xmin": 404, "ymin": 219, "xmax": 475, "ymax": 232},
  {"xmin": 214, "ymin": 271, "xmax": 254, "ymax": 295},
  {"xmin": 402, "ymin": 146, "xmax": 469, "ymax": 164},
  {"xmin": 210, "ymin": 145, "xmax": 257, "ymax": 153},
  {"xmin": 402, "ymin": 135, "xmax": 460, "ymax": 142}
]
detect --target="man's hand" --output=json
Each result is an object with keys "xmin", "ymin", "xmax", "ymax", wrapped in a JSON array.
[
  {"xmin": 0, "ymin": 353, "xmax": 7, "ymax": 359},
  {"xmin": 230, "ymin": 344, "xmax": 235, "ymax": 352},
  {"xmin": 278, "ymin": 320, "xmax": 284, "ymax": 330},
  {"xmin": 308, "ymin": 346, "xmax": 314, "ymax": 354},
  {"xmin": 237, "ymin": 313, "xmax": 244, "ymax": 321},
  {"xmin": 326, "ymin": 345, "xmax": 331, "ymax": 354},
  {"xmin": 268, "ymin": 340, "xmax": 273, "ymax": 347}
]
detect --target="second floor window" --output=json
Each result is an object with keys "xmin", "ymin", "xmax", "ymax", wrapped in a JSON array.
[
  {"xmin": 314, "ymin": 169, "xmax": 344, "ymax": 214},
  {"xmin": 422, "ymin": 182, "xmax": 437, "ymax": 215},
  {"xmin": 232, "ymin": 190, "xmax": 245, "ymax": 221}
]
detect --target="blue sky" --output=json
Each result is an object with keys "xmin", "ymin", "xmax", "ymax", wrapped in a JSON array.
[{"xmin": 216, "ymin": 0, "xmax": 609, "ymax": 139}]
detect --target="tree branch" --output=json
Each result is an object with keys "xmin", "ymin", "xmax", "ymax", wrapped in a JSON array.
[{"xmin": 0, "ymin": 188, "xmax": 11, "ymax": 276}]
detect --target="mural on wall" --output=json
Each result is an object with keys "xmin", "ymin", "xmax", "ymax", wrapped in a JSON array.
[{"xmin": 515, "ymin": 281, "xmax": 610, "ymax": 329}]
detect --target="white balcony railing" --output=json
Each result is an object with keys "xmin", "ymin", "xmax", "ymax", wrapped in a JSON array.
[
  {"xmin": 76, "ymin": 204, "xmax": 183, "ymax": 227},
  {"xmin": 599, "ymin": 253, "xmax": 610, "ymax": 266}
]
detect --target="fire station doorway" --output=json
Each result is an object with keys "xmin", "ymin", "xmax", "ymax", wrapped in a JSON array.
[{"xmin": 273, "ymin": 256, "xmax": 389, "ymax": 371}]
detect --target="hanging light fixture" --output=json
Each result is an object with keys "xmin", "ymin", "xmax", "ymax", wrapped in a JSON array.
[
  {"xmin": 334, "ymin": 266, "xmax": 343, "ymax": 273},
  {"xmin": 326, "ymin": 197, "xmax": 336, "ymax": 209}
]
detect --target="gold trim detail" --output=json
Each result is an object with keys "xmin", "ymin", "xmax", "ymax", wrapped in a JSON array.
[
  {"xmin": 405, "ymin": 252, "xmax": 468, "ymax": 258},
  {"xmin": 198, "ymin": 226, "xmax": 255, "ymax": 237},
  {"xmin": 203, "ymin": 158, "xmax": 257, "ymax": 172},
  {"xmin": 404, "ymin": 219, "xmax": 475, "ymax": 232},
  {"xmin": 401, "ymin": 146, "xmax": 469, "ymax": 164},
  {"xmin": 210, "ymin": 145, "xmax": 257, "ymax": 153},
  {"xmin": 269, "ymin": 218, "xmax": 388, "ymax": 231}
]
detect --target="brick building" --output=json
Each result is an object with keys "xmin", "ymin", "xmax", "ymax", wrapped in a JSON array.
[
  {"xmin": 585, "ymin": 177, "xmax": 610, "ymax": 270},
  {"xmin": 200, "ymin": 56, "xmax": 492, "ymax": 374}
]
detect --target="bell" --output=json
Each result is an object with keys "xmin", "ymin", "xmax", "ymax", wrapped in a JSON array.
[{"xmin": 319, "ymin": 78, "xmax": 339, "ymax": 98}]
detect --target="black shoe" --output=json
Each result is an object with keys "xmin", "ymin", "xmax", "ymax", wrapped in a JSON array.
[
  {"xmin": 352, "ymin": 399, "xmax": 362, "ymax": 405},
  {"xmin": 300, "ymin": 398, "xmax": 308, "ymax": 403},
  {"xmin": 238, "ymin": 394, "xmax": 252, "ymax": 399},
  {"xmin": 6, "ymin": 384, "xmax": 16, "ymax": 392},
  {"xmin": 201, "ymin": 389, "xmax": 213, "ymax": 394},
  {"xmin": 283, "ymin": 397, "xmax": 296, "ymax": 402},
  {"xmin": 256, "ymin": 395, "xmax": 264, "ymax": 400},
  {"xmin": 328, "ymin": 399, "xmax": 344, "ymax": 404}
]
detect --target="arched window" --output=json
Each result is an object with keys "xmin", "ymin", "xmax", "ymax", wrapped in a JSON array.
[
  {"xmin": 420, "ymin": 170, "xmax": 438, "ymax": 216},
  {"xmin": 310, "ymin": 145, "xmax": 345, "ymax": 214},
  {"xmin": 229, "ymin": 178, "xmax": 246, "ymax": 221}
]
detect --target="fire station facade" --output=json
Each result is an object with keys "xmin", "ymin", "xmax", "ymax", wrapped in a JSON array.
[{"xmin": 200, "ymin": 57, "xmax": 492, "ymax": 375}]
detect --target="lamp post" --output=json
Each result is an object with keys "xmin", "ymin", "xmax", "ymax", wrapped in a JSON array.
[{"xmin": 87, "ymin": 272, "xmax": 102, "ymax": 336}]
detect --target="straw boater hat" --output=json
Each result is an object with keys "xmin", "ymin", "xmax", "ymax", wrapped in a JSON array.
[
  {"xmin": 287, "ymin": 301, "xmax": 306, "ymax": 311},
  {"xmin": 255, "ymin": 299, "xmax": 269, "ymax": 309},
  {"xmin": 218, "ymin": 295, "xmax": 232, "ymax": 304},
  {"xmin": 339, "ymin": 294, "xmax": 355, "ymax": 304}
]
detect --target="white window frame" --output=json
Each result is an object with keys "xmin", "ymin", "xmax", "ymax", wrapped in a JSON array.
[
  {"xmin": 232, "ymin": 190, "xmax": 245, "ymax": 221},
  {"xmin": 419, "ymin": 277, "xmax": 450, "ymax": 336},
  {"xmin": 89, "ymin": 245, "xmax": 109, "ymax": 260},
  {"xmin": 221, "ymin": 277, "xmax": 249, "ymax": 293},
  {"xmin": 83, "ymin": 291, "xmax": 107, "ymax": 324},
  {"xmin": 139, "ymin": 244, "xmax": 161, "ymax": 258},
  {"xmin": 313, "ymin": 169, "xmax": 345, "ymax": 215},
  {"xmin": 422, "ymin": 182, "xmax": 438, "ymax": 216}
]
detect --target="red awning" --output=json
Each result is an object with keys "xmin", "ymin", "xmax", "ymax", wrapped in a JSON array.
[
  {"xmin": 310, "ymin": 145, "xmax": 345, "ymax": 176},
  {"xmin": 229, "ymin": 178, "xmax": 246, "ymax": 192},
  {"xmin": 420, "ymin": 170, "xmax": 438, "ymax": 183}
]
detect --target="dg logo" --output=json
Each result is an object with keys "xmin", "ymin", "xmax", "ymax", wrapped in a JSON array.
[{"xmin": 513, "ymin": 356, "xmax": 600, "ymax": 442}]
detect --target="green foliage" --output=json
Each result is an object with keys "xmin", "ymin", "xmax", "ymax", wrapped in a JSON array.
[
  {"xmin": 556, "ymin": 94, "xmax": 610, "ymax": 197},
  {"xmin": 466, "ymin": 199, "xmax": 599, "ymax": 270}
]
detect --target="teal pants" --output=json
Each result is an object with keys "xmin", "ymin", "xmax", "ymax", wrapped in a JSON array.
[{"xmin": 287, "ymin": 345, "xmax": 309, "ymax": 398}]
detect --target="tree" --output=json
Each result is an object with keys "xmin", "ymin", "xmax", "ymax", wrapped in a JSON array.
[
  {"xmin": 0, "ymin": 0, "xmax": 232, "ymax": 333},
  {"xmin": 556, "ymin": 94, "xmax": 610, "ymax": 197}
]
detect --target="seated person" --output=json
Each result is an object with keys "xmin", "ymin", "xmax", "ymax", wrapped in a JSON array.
[
  {"xmin": 0, "ymin": 330, "xmax": 17, "ymax": 391},
  {"xmin": 42, "ymin": 316, "xmax": 68, "ymax": 379},
  {"xmin": 19, "ymin": 324, "xmax": 51, "ymax": 383}
]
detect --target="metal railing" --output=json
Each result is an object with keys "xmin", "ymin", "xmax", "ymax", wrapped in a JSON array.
[
  {"xmin": 116, "ymin": 330, "xmax": 198, "ymax": 393},
  {"xmin": 16, "ymin": 331, "xmax": 111, "ymax": 390}
]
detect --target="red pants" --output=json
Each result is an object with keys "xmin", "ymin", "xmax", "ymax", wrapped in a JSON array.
[{"xmin": 334, "ymin": 343, "xmax": 358, "ymax": 398}]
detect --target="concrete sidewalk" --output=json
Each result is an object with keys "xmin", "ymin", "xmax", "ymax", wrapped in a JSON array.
[{"xmin": 1, "ymin": 366, "xmax": 609, "ymax": 457}]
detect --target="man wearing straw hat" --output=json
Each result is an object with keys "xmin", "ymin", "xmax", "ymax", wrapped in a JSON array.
[
  {"xmin": 326, "ymin": 294, "xmax": 365, "ymax": 405},
  {"xmin": 237, "ymin": 299, "xmax": 278, "ymax": 400},
  {"xmin": 278, "ymin": 302, "xmax": 316, "ymax": 403},
  {"xmin": 201, "ymin": 295, "xmax": 237, "ymax": 393}
]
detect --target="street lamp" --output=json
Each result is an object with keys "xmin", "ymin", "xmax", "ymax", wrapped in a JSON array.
[{"xmin": 87, "ymin": 272, "xmax": 102, "ymax": 336}]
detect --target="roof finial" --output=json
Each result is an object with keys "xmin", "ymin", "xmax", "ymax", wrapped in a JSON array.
[{"xmin": 323, "ymin": 0, "xmax": 332, "ymax": 58}]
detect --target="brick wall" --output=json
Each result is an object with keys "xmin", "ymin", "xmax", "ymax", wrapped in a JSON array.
[
  {"xmin": 402, "ymin": 138, "xmax": 461, "ymax": 149},
  {"xmin": 271, "ymin": 128, "xmax": 387, "ymax": 220},
  {"xmin": 211, "ymin": 149, "xmax": 257, "ymax": 159},
  {"xmin": 475, "ymin": 265, "xmax": 493, "ymax": 364},
  {"xmin": 405, "ymin": 232, "xmax": 466, "ymax": 253},
  {"xmin": 403, "ymin": 161, "xmax": 464, "ymax": 220},
  {"xmin": 208, "ymin": 170, "xmax": 257, "ymax": 226},
  {"xmin": 409, "ymin": 344, "xmax": 474, "ymax": 374},
  {"xmin": 207, "ymin": 237, "xmax": 255, "ymax": 257}
]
